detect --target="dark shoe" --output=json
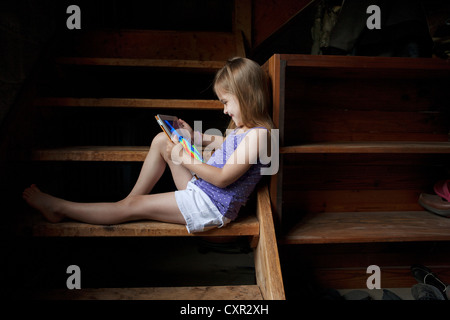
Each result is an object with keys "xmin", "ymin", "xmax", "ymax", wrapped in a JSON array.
[
  {"xmin": 411, "ymin": 264, "xmax": 448, "ymax": 299},
  {"xmin": 319, "ymin": 288, "xmax": 344, "ymax": 300},
  {"xmin": 382, "ymin": 289, "xmax": 402, "ymax": 300},
  {"xmin": 342, "ymin": 290, "xmax": 371, "ymax": 300},
  {"xmin": 418, "ymin": 193, "xmax": 450, "ymax": 217},
  {"xmin": 411, "ymin": 283, "xmax": 445, "ymax": 300}
]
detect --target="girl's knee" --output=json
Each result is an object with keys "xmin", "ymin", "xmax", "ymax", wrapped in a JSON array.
[
  {"xmin": 152, "ymin": 132, "xmax": 174, "ymax": 162},
  {"xmin": 152, "ymin": 132, "xmax": 168, "ymax": 146},
  {"xmin": 151, "ymin": 132, "xmax": 168, "ymax": 151}
]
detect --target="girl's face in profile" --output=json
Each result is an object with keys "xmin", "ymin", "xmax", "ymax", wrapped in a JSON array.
[{"xmin": 217, "ymin": 90, "xmax": 245, "ymax": 129}]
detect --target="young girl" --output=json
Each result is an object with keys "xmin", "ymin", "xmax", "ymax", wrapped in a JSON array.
[{"xmin": 23, "ymin": 57, "xmax": 274, "ymax": 233}]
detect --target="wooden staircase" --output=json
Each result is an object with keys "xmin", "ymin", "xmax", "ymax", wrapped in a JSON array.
[{"xmin": 26, "ymin": 29, "xmax": 285, "ymax": 300}]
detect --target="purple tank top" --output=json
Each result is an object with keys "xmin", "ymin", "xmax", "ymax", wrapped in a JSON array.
[{"xmin": 192, "ymin": 127, "xmax": 268, "ymax": 220}]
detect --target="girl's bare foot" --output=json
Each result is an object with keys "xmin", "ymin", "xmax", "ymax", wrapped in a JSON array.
[{"xmin": 22, "ymin": 184, "xmax": 64, "ymax": 223}]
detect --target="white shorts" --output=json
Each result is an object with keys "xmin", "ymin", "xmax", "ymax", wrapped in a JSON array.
[{"xmin": 175, "ymin": 179, "xmax": 231, "ymax": 233}]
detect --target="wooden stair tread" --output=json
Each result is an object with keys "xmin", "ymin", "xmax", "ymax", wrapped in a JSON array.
[
  {"xmin": 32, "ymin": 285, "xmax": 263, "ymax": 300},
  {"xmin": 56, "ymin": 57, "xmax": 226, "ymax": 70},
  {"xmin": 281, "ymin": 211, "xmax": 450, "ymax": 244},
  {"xmin": 54, "ymin": 29, "xmax": 246, "ymax": 71},
  {"xmin": 32, "ymin": 146, "xmax": 150, "ymax": 162},
  {"xmin": 280, "ymin": 54, "xmax": 450, "ymax": 78},
  {"xmin": 35, "ymin": 97, "xmax": 223, "ymax": 110},
  {"xmin": 280, "ymin": 142, "xmax": 450, "ymax": 154},
  {"xmin": 33, "ymin": 141, "xmax": 450, "ymax": 163},
  {"xmin": 32, "ymin": 214, "xmax": 259, "ymax": 237},
  {"xmin": 32, "ymin": 146, "xmax": 216, "ymax": 162}
]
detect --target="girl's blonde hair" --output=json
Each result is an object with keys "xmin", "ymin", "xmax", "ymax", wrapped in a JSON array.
[{"xmin": 213, "ymin": 57, "xmax": 274, "ymax": 131}]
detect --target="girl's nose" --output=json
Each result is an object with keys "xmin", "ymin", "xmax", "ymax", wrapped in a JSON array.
[{"xmin": 223, "ymin": 106, "xmax": 228, "ymax": 114}]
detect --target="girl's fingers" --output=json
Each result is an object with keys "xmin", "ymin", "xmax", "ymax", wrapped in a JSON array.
[{"xmin": 177, "ymin": 119, "xmax": 194, "ymax": 141}]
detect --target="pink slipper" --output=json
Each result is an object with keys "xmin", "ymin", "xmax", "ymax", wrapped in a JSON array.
[{"xmin": 434, "ymin": 180, "xmax": 450, "ymax": 202}]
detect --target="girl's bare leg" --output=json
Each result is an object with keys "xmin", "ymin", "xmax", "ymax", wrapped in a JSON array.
[
  {"xmin": 23, "ymin": 184, "xmax": 185, "ymax": 225},
  {"xmin": 23, "ymin": 132, "xmax": 192, "ymax": 225},
  {"xmin": 127, "ymin": 132, "xmax": 193, "ymax": 197}
]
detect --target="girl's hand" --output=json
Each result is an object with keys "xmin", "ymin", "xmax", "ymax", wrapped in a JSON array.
[{"xmin": 177, "ymin": 119, "xmax": 194, "ymax": 143}]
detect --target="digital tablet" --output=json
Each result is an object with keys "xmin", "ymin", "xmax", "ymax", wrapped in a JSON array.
[{"xmin": 155, "ymin": 114, "xmax": 204, "ymax": 163}]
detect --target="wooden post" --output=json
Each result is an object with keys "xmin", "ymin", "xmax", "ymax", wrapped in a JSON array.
[
  {"xmin": 263, "ymin": 54, "xmax": 286, "ymax": 225},
  {"xmin": 254, "ymin": 184, "xmax": 285, "ymax": 300}
]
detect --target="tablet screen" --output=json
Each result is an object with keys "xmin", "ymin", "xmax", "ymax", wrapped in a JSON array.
[{"xmin": 156, "ymin": 114, "xmax": 204, "ymax": 162}]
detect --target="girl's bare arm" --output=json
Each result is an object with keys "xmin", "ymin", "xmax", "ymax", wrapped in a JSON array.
[{"xmin": 169, "ymin": 129, "xmax": 268, "ymax": 188}]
